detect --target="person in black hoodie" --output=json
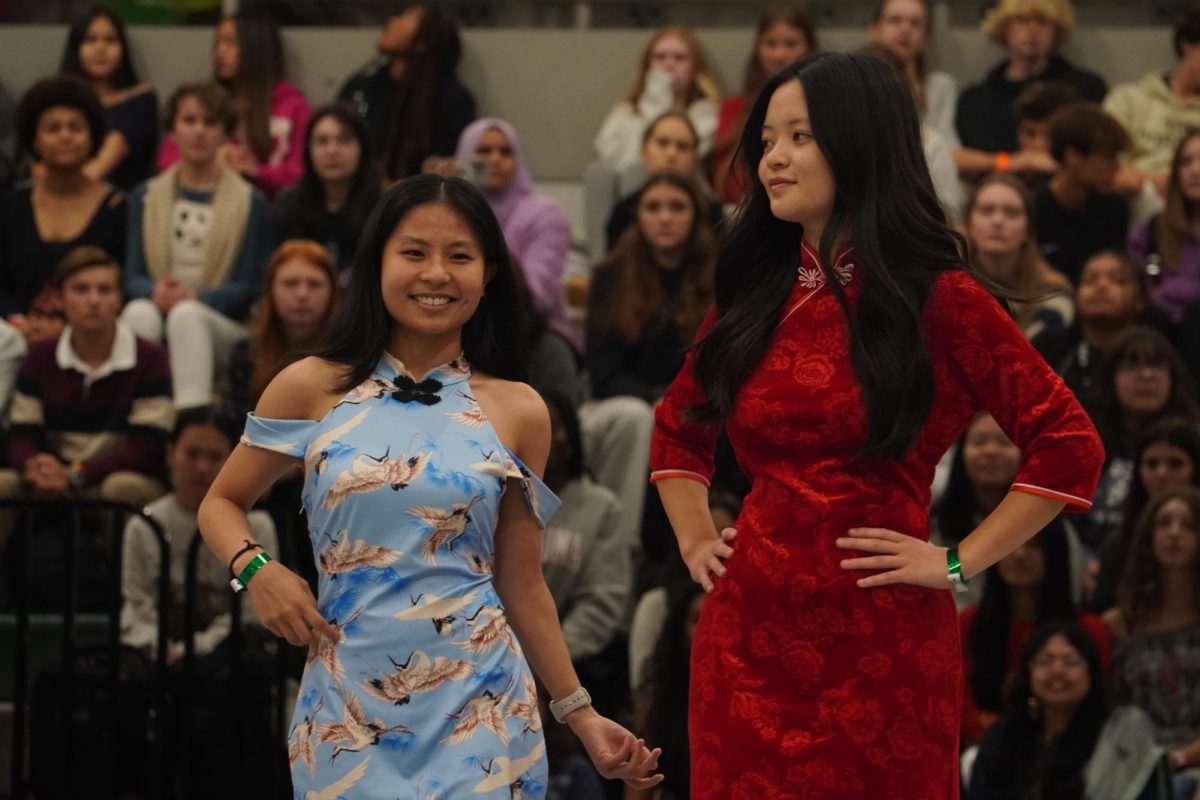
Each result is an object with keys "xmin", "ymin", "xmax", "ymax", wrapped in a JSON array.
[
  {"xmin": 955, "ymin": 0, "xmax": 1106, "ymax": 179},
  {"xmin": 337, "ymin": 4, "xmax": 476, "ymax": 180}
]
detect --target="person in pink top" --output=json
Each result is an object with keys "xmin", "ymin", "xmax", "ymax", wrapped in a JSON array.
[{"xmin": 158, "ymin": 12, "xmax": 310, "ymax": 198}]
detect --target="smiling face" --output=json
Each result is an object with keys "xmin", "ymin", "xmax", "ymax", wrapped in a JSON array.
[
  {"xmin": 1028, "ymin": 634, "xmax": 1091, "ymax": 714},
  {"xmin": 474, "ymin": 127, "xmax": 517, "ymax": 193},
  {"xmin": 871, "ymin": 0, "xmax": 928, "ymax": 62},
  {"xmin": 757, "ymin": 21, "xmax": 810, "ymax": 77},
  {"xmin": 1152, "ymin": 496, "xmax": 1199, "ymax": 570},
  {"xmin": 79, "ymin": 15, "xmax": 123, "ymax": 83},
  {"xmin": 381, "ymin": 202, "xmax": 489, "ymax": 344},
  {"xmin": 637, "ymin": 181, "xmax": 696, "ymax": 257},
  {"xmin": 758, "ymin": 79, "xmax": 836, "ymax": 238}
]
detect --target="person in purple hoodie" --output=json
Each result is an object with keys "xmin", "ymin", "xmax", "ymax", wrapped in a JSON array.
[
  {"xmin": 455, "ymin": 118, "xmax": 581, "ymax": 352},
  {"xmin": 158, "ymin": 12, "xmax": 311, "ymax": 198}
]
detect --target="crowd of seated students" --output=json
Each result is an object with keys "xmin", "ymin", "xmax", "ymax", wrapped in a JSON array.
[{"xmin": 5, "ymin": 0, "xmax": 1200, "ymax": 796}]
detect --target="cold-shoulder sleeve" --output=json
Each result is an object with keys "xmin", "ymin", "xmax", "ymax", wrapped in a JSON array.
[
  {"xmin": 649, "ymin": 307, "xmax": 720, "ymax": 488},
  {"xmin": 240, "ymin": 412, "xmax": 318, "ymax": 459},
  {"xmin": 502, "ymin": 449, "xmax": 562, "ymax": 528},
  {"xmin": 929, "ymin": 271, "xmax": 1104, "ymax": 512}
]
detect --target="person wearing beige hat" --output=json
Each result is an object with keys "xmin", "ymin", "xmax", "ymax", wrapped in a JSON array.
[{"xmin": 954, "ymin": 0, "xmax": 1106, "ymax": 178}]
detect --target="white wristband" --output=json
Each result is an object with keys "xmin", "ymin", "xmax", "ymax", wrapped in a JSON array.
[{"xmin": 548, "ymin": 686, "xmax": 592, "ymax": 723}]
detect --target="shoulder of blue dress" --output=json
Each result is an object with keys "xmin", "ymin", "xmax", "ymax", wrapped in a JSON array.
[
  {"xmin": 240, "ymin": 412, "xmax": 320, "ymax": 458},
  {"xmin": 502, "ymin": 448, "xmax": 563, "ymax": 528}
]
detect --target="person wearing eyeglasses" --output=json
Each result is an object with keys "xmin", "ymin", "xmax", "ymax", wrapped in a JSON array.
[{"xmin": 968, "ymin": 620, "xmax": 1171, "ymax": 800}]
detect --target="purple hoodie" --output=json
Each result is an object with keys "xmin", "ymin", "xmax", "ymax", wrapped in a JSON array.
[
  {"xmin": 1127, "ymin": 218, "xmax": 1200, "ymax": 323},
  {"xmin": 456, "ymin": 118, "xmax": 581, "ymax": 352}
]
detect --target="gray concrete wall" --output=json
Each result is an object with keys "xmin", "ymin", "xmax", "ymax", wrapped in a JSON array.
[{"xmin": 0, "ymin": 24, "xmax": 1176, "ymax": 179}]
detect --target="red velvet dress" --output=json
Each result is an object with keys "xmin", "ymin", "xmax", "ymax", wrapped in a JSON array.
[{"xmin": 649, "ymin": 242, "xmax": 1105, "ymax": 800}]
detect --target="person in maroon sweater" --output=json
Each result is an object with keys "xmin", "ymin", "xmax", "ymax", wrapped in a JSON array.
[{"xmin": 0, "ymin": 245, "xmax": 172, "ymax": 512}]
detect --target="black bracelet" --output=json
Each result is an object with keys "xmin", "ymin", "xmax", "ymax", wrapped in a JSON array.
[{"xmin": 228, "ymin": 539, "xmax": 264, "ymax": 577}]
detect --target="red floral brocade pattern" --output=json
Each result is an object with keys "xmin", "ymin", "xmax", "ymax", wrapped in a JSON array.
[{"xmin": 649, "ymin": 244, "xmax": 1104, "ymax": 800}]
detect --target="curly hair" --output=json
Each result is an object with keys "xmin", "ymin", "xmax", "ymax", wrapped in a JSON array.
[
  {"xmin": 1116, "ymin": 485, "xmax": 1200, "ymax": 633},
  {"xmin": 16, "ymin": 75, "xmax": 107, "ymax": 161}
]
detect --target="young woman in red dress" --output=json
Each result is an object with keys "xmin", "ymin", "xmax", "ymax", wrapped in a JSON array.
[{"xmin": 650, "ymin": 51, "xmax": 1106, "ymax": 799}]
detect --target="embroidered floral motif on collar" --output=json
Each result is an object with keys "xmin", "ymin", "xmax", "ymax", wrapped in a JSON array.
[{"xmin": 797, "ymin": 240, "xmax": 856, "ymax": 289}]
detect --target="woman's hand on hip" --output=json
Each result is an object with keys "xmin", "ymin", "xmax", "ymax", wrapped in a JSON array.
[
  {"xmin": 246, "ymin": 562, "xmax": 339, "ymax": 646},
  {"xmin": 836, "ymin": 527, "xmax": 950, "ymax": 590},
  {"xmin": 682, "ymin": 527, "xmax": 737, "ymax": 592}
]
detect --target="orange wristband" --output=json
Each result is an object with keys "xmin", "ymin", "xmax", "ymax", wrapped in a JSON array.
[{"xmin": 994, "ymin": 151, "xmax": 1012, "ymax": 173}]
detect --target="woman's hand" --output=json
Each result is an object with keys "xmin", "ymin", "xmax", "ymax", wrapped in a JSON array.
[
  {"xmin": 682, "ymin": 527, "xmax": 737, "ymax": 592},
  {"xmin": 566, "ymin": 708, "xmax": 663, "ymax": 789},
  {"xmin": 244, "ymin": 561, "xmax": 338, "ymax": 646},
  {"xmin": 836, "ymin": 527, "xmax": 951, "ymax": 589}
]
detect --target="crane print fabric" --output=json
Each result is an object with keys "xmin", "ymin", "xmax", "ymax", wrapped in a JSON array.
[{"xmin": 240, "ymin": 352, "xmax": 561, "ymax": 800}]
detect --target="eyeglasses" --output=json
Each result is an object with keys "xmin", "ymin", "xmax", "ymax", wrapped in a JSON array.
[{"xmin": 1029, "ymin": 654, "xmax": 1087, "ymax": 671}]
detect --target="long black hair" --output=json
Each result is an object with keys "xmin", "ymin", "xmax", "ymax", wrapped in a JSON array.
[
  {"xmin": 286, "ymin": 103, "xmax": 383, "ymax": 257},
  {"xmin": 60, "ymin": 5, "xmax": 139, "ymax": 90},
  {"xmin": 975, "ymin": 621, "xmax": 1108, "ymax": 800},
  {"xmin": 383, "ymin": 5, "xmax": 464, "ymax": 179},
  {"xmin": 691, "ymin": 51, "xmax": 986, "ymax": 459},
  {"xmin": 316, "ymin": 174, "xmax": 529, "ymax": 390},
  {"xmin": 968, "ymin": 524, "xmax": 1078, "ymax": 715}
]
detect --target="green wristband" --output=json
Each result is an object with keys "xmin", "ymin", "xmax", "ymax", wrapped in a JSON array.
[
  {"xmin": 236, "ymin": 552, "xmax": 273, "ymax": 590},
  {"xmin": 947, "ymin": 547, "xmax": 969, "ymax": 594}
]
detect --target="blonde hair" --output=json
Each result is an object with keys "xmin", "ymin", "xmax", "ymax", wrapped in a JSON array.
[
  {"xmin": 982, "ymin": 0, "xmax": 1075, "ymax": 45},
  {"xmin": 622, "ymin": 27, "xmax": 722, "ymax": 107}
]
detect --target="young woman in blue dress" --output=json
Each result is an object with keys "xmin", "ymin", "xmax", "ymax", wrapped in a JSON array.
[{"xmin": 198, "ymin": 174, "xmax": 662, "ymax": 797}]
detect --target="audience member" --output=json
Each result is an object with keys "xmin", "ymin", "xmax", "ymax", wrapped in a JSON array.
[
  {"xmin": 933, "ymin": 413, "xmax": 1024, "ymax": 609},
  {"xmin": 594, "ymin": 27, "xmax": 721, "ymax": 172},
  {"xmin": 629, "ymin": 558, "xmax": 703, "ymax": 800},
  {"xmin": 0, "ymin": 246, "xmax": 171, "ymax": 510},
  {"xmin": 1105, "ymin": 486, "xmax": 1200, "ymax": 798},
  {"xmin": 712, "ymin": 7, "xmax": 815, "ymax": 203},
  {"xmin": 124, "ymin": 81, "xmax": 268, "ymax": 409},
  {"xmin": 1128, "ymin": 129, "xmax": 1200, "ymax": 324},
  {"xmin": 963, "ymin": 173, "xmax": 1073, "ymax": 336},
  {"xmin": 955, "ymin": 0, "xmax": 1105, "ymax": 178},
  {"xmin": 1104, "ymin": 6, "xmax": 1200, "ymax": 199},
  {"xmin": 1091, "ymin": 420, "xmax": 1200, "ymax": 614},
  {"xmin": 338, "ymin": 4, "xmax": 475, "ymax": 180},
  {"xmin": 1086, "ymin": 327, "xmax": 1200, "ymax": 559},
  {"xmin": 0, "ymin": 82, "xmax": 14, "ymax": 191},
  {"xmin": 968, "ymin": 620, "xmax": 1170, "ymax": 800},
  {"xmin": 605, "ymin": 111, "xmax": 723, "ymax": 251},
  {"xmin": 584, "ymin": 172, "xmax": 715, "ymax": 557},
  {"xmin": 0, "ymin": 75, "xmax": 125, "ymax": 336},
  {"xmin": 1012, "ymin": 79, "xmax": 1081, "ymax": 158},
  {"xmin": 0, "ymin": 321, "xmax": 24, "ymax": 415},
  {"xmin": 159, "ymin": 13, "xmax": 311, "ymax": 198},
  {"xmin": 454, "ymin": 118, "xmax": 580, "ymax": 351},
  {"xmin": 271, "ymin": 103, "xmax": 382, "ymax": 275},
  {"xmin": 870, "ymin": 0, "xmax": 957, "ymax": 144},
  {"xmin": 1033, "ymin": 102, "xmax": 1130, "ymax": 284},
  {"xmin": 1033, "ymin": 250, "xmax": 1146, "ymax": 420},
  {"xmin": 540, "ymin": 390, "xmax": 631, "ymax": 665},
  {"xmin": 120, "ymin": 406, "xmax": 276, "ymax": 661},
  {"xmin": 59, "ymin": 5, "xmax": 158, "ymax": 191},
  {"xmin": 224, "ymin": 239, "xmax": 338, "ymax": 420},
  {"xmin": 960, "ymin": 522, "xmax": 1110, "ymax": 748}
]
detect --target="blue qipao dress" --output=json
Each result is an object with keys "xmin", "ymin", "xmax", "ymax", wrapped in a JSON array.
[{"xmin": 240, "ymin": 352, "xmax": 562, "ymax": 800}]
